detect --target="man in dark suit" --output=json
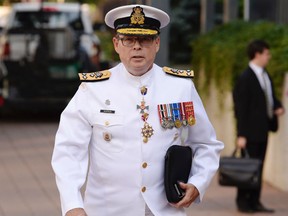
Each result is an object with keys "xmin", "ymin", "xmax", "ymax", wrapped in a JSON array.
[{"xmin": 233, "ymin": 40, "xmax": 285, "ymax": 213}]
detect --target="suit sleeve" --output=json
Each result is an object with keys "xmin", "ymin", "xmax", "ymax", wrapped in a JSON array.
[{"xmin": 233, "ymin": 74, "xmax": 250, "ymax": 137}]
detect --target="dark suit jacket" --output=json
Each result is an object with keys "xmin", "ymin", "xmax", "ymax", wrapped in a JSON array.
[{"xmin": 233, "ymin": 67, "xmax": 282, "ymax": 142}]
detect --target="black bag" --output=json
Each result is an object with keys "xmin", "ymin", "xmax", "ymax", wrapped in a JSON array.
[
  {"xmin": 218, "ymin": 148, "xmax": 262, "ymax": 189},
  {"xmin": 164, "ymin": 145, "xmax": 192, "ymax": 203}
]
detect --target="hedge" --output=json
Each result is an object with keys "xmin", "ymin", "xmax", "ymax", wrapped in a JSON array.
[{"xmin": 191, "ymin": 20, "xmax": 288, "ymax": 98}]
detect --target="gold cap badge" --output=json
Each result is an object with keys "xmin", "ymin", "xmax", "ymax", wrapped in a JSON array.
[{"xmin": 130, "ymin": 6, "xmax": 145, "ymax": 25}]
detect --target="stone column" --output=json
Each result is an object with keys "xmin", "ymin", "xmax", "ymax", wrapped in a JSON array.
[
  {"xmin": 223, "ymin": 0, "xmax": 238, "ymax": 23},
  {"xmin": 200, "ymin": 0, "xmax": 215, "ymax": 34},
  {"xmin": 264, "ymin": 73, "xmax": 288, "ymax": 191}
]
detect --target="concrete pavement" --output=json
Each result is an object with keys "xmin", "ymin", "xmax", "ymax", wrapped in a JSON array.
[
  {"xmin": 187, "ymin": 175, "xmax": 288, "ymax": 216},
  {"xmin": 0, "ymin": 117, "xmax": 287, "ymax": 216},
  {"xmin": 0, "ymin": 119, "xmax": 61, "ymax": 215}
]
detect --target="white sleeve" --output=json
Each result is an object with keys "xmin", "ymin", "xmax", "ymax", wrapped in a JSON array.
[
  {"xmin": 184, "ymin": 83, "xmax": 224, "ymax": 203},
  {"xmin": 51, "ymin": 87, "xmax": 92, "ymax": 215}
]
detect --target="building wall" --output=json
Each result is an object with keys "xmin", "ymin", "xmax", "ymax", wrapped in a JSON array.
[
  {"xmin": 276, "ymin": 0, "xmax": 288, "ymax": 24},
  {"xmin": 248, "ymin": 0, "xmax": 288, "ymax": 24},
  {"xmin": 248, "ymin": 0, "xmax": 276, "ymax": 22}
]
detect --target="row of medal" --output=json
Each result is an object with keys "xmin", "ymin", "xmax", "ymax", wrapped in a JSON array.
[
  {"xmin": 157, "ymin": 102, "xmax": 196, "ymax": 129},
  {"xmin": 137, "ymin": 86, "xmax": 196, "ymax": 142}
]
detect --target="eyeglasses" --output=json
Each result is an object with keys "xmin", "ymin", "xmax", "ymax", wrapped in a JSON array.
[{"xmin": 117, "ymin": 35, "xmax": 157, "ymax": 47}]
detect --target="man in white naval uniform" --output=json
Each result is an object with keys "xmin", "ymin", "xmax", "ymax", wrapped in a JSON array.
[{"xmin": 51, "ymin": 4, "xmax": 224, "ymax": 216}]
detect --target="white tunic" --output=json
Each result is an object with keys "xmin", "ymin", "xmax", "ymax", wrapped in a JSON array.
[{"xmin": 51, "ymin": 63, "xmax": 224, "ymax": 216}]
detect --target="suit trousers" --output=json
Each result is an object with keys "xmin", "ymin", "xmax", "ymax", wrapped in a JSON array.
[{"xmin": 236, "ymin": 140, "xmax": 268, "ymax": 208}]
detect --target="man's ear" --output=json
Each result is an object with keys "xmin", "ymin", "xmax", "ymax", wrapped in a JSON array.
[
  {"xmin": 113, "ymin": 37, "xmax": 120, "ymax": 54},
  {"xmin": 155, "ymin": 36, "xmax": 160, "ymax": 53}
]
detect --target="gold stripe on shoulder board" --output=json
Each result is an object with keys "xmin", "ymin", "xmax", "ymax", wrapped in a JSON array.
[
  {"xmin": 163, "ymin": 66, "xmax": 194, "ymax": 78},
  {"xmin": 78, "ymin": 70, "xmax": 111, "ymax": 81}
]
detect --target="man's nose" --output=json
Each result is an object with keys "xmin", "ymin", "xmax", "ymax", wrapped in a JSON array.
[{"xmin": 133, "ymin": 39, "xmax": 142, "ymax": 48}]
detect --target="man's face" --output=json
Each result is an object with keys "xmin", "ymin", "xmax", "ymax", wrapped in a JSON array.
[
  {"xmin": 255, "ymin": 48, "xmax": 271, "ymax": 67},
  {"xmin": 113, "ymin": 34, "xmax": 160, "ymax": 76}
]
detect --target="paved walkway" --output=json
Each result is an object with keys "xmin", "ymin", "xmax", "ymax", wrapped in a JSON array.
[
  {"xmin": 187, "ymin": 176, "xmax": 288, "ymax": 216},
  {"xmin": 0, "ymin": 118, "xmax": 287, "ymax": 216}
]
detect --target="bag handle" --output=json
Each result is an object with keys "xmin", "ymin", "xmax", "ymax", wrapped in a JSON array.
[{"xmin": 232, "ymin": 148, "xmax": 250, "ymax": 159}]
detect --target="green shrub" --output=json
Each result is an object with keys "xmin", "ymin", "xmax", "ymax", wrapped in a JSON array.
[{"xmin": 192, "ymin": 20, "xmax": 288, "ymax": 98}]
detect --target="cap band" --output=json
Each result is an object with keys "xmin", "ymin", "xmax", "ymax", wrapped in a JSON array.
[{"xmin": 117, "ymin": 28, "xmax": 158, "ymax": 35}]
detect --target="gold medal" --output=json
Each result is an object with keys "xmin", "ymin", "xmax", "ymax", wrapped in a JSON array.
[
  {"xmin": 188, "ymin": 116, "xmax": 196, "ymax": 126},
  {"xmin": 183, "ymin": 101, "xmax": 196, "ymax": 126},
  {"xmin": 140, "ymin": 86, "xmax": 148, "ymax": 95},
  {"xmin": 141, "ymin": 122, "xmax": 154, "ymax": 142},
  {"xmin": 192, "ymin": 118, "xmax": 196, "ymax": 125},
  {"xmin": 174, "ymin": 119, "xmax": 182, "ymax": 128}
]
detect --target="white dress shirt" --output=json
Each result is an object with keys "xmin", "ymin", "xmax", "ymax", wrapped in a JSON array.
[
  {"xmin": 249, "ymin": 62, "xmax": 274, "ymax": 118},
  {"xmin": 51, "ymin": 63, "xmax": 224, "ymax": 216}
]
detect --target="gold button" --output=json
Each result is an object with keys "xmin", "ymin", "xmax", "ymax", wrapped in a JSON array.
[
  {"xmin": 142, "ymin": 162, "xmax": 148, "ymax": 168},
  {"xmin": 141, "ymin": 187, "xmax": 146, "ymax": 193},
  {"xmin": 105, "ymin": 121, "xmax": 110, "ymax": 126},
  {"xmin": 103, "ymin": 132, "xmax": 111, "ymax": 142}
]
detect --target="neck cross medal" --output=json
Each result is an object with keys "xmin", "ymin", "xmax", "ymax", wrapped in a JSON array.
[
  {"xmin": 137, "ymin": 100, "xmax": 149, "ymax": 114},
  {"xmin": 137, "ymin": 86, "xmax": 153, "ymax": 143}
]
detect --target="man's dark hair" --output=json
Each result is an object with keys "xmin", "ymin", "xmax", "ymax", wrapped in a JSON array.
[{"xmin": 247, "ymin": 39, "xmax": 270, "ymax": 60}]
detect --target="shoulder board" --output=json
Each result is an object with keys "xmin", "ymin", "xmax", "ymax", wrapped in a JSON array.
[
  {"xmin": 78, "ymin": 70, "xmax": 111, "ymax": 82},
  {"xmin": 163, "ymin": 66, "xmax": 194, "ymax": 78}
]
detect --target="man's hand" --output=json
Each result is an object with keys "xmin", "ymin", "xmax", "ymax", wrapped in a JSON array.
[
  {"xmin": 65, "ymin": 208, "xmax": 87, "ymax": 216},
  {"xmin": 236, "ymin": 136, "xmax": 247, "ymax": 149},
  {"xmin": 170, "ymin": 182, "xmax": 199, "ymax": 208},
  {"xmin": 274, "ymin": 107, "xmax": 285, "ymax": 116}
]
